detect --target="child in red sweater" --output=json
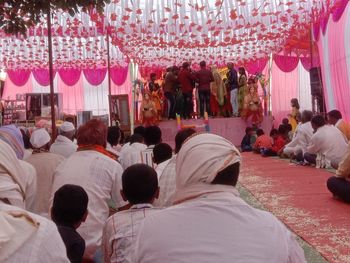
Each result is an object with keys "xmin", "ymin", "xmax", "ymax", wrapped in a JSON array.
[{"xmin": 261, "ymin": 126, "xmax": 288, "ymax": 157}]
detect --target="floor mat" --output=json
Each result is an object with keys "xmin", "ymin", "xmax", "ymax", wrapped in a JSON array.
[{"xmin": 240, "ymin": 152, "xmax": 350, "ymax": 263}]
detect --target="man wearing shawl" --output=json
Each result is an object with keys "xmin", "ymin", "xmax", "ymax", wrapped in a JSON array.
[
  {"xmin": 50, "ymin": 119, "xmax": 125, "ymax": 260},
  {"xmin": 134, "ymin": 133, "xmax": 306, "ymax": 262}
]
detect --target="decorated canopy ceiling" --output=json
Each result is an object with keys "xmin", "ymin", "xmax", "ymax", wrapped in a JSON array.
[{"xmin": 0, "ymin": 0, "xmax": 335, "ymax": 70}]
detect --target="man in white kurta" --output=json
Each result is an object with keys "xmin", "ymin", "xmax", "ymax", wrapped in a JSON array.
[
  {"xmin": 51, "ymin": 150, "xmax": 125, "ymax": 259},
  {"xmin": 0, "ymin": 202, "xmax": 69, "ymax": 263},
  {"xmin": 120, "ymin": 142, "xmax": 147, "ymax": 169},
  {"xmin": 134, "ymin": 133, "xmax": 306, "ymax": 262},
  {"xmin": 283, "ymin": 110, "xmax": 313, "ymax": 158},
  {"xmin": 305, "ymin": 116, "xmax": 348, "ymax": 167},
  {"xmin": 50, "ymin": 121, "xmax": 77, "ymax": 158}
]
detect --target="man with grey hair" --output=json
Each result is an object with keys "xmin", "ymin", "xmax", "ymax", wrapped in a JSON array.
[
  {"xmin": 134, "ymin": 133, "xmax": 306, "ymax": 262},
  {"xmin": 50, "ymin": 121, "xmax": 77, "ymax": 158},
  {"xmin": 282, "ymin": 110, "xmax": 314, "ymax": 161}
]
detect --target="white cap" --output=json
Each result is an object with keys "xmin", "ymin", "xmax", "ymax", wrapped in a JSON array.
[
  {"xmin": 30, "ymin": 128, "xmax": 51, "ymax": 149},
  {"xmin": 60, "ymin": 121, "xmax": 75, "ymax": 132}
]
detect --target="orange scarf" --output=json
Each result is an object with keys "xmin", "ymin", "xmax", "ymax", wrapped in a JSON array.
[{"xmin": 77, "ymin": 144, "xmax": 117, "ymax": 160}]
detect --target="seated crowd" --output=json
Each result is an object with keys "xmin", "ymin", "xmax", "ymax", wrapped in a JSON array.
[
  {"xmin": 0, "ymin": 118, "xmax": 307, "ymax": 263},
  {"xmin": 240, "ymin": 109, "xmax": 350, "ymax": 203}
]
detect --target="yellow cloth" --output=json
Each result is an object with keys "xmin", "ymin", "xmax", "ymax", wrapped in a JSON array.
[
  {"xmin": 336, "ymin": 143, "xmax": 350, "ymax": 178},
  {"xmin": 337, "ymin": 119, "xmax": 350, "ymax": 141}
]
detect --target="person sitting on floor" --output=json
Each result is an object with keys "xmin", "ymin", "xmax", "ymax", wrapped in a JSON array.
[
  {"xmin": 133, "ymin": 133, "xmax": 306, "ymax": 262},
  {"xmin": 327, "ymin": 143, "xmax": 350, "ymax": 203},
  {"xmin": 261, "ymin": 126, "xmax": 288, "ymax": 157},
  {"xmin": 241, "ymin": 127, "xmax": 254, "ymax": 152},
  {"xmin": 50, "ymin": 121, "xmax": 77, "ymax": 158},
  {"xmin": 304, "ymin": 115, "xmax": 348, "ymax": 168},
  {"xmin": 26, "ymin": 128, "xmax": 65, "ymax": 217},
  {"xmin": 253, "ymin": 128, "xmax": 273, "ymax": 153},
  {"xmin": 102, "ymin": 164, "xmax": 161, "ymax": 263},
  {"xmin": 106, "ymin": 126, "xmax": 121, "ymax": 158},
  {"xmin": 140, "ymin": 126, "xmax": 162, "ymax": 168},
  {"xmin": 118, "ymin": 126, "xmax": 145, "ymax": 164},
  {"xmin": 327, "ymin": 110, "xmax": 350, "ymax": 141},
  {"xmin": 153, "ymin": 143, "xmax": 173, "ymax": 180},
  {"xmin": 119, "ymin": 134, "xmax": 147, "ymax": 170},
  {"xmin": 153, "ymin": 128, "xmax": 196, "ymax": 208},
  {"xmin": 282, "ymin": 110, "xmax": 314, "ymax": 162},
  {"xmin": 51, "ymin": 184, "xmax": 89, "ymax": 263},
  {"xmin": 50, "ymin": 119, "xmax": 125, "ymax": 260}
]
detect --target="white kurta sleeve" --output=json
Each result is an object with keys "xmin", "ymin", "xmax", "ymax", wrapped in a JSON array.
[
  {"xmin": 286, "ymin": 232, "xmax": 307, "ymax": 263},
  {"xmin": 306, "ymin": 135, "xmax": 320, "ymax": 154}
]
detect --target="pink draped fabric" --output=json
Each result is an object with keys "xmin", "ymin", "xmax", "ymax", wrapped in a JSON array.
[
  {"xmin": 313, "ymin": 21, "xmax": 321, "ymax": 41},
  {"xmin": 110, "ymin": 66, "xmax": 128, "ymax": 86},
  {"xmin": 332, "ymin": 0, "xmax": 349, "ymax": 22},
  {"xmin": 300, "ymin": 56, "xmax": 321, "ymax": 72},
  {"xmin": 273, "ymin": 55, "xmax": 299, "ymax": 73},
  {"xmin": 320, "ymin": 12, "xmax": 330, "ymax": 35},
  {"xmin": 57, "ymin": 74, "xmax": 84, "ymax": 114},
  {"xmin": 32, "ymin": 69, "xmax": 56, "ymax": 86},
  {"xmin": 3, "ymin": 75, "xmax": 33, "ymax": 99},
  {"xmin": 58, "ymin": 69, "xmax": 81, "ymax": 86},
  {"xmin": 326, "ymin": 5, "xmax": 350, "ymax": 120},
  {"xmin": 7, "ymin": 70, "xmax": 31, "ymax": 87},
  {"xmin": 139, "ymin": 66, "xmax": 164, "ymax": 79},
  {"xmin": 83, "ymin": 68, "xmax": 107, "ymax": 86},
  {"xmin": 271, "ymin": 62, "xmax": 299, "ymax": 125},
  {"xmin": 245, "ymin": 58, "xmax": 269, "ymax": 74}
]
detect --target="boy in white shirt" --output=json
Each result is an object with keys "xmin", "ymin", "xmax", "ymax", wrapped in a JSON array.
[
  {"xmin": 102, "ymin": 164, "xmax": 160, "ymax": 263},
  {"xmin": 153, "ymin": 143, "xmax": 173, "ymax": 180}
]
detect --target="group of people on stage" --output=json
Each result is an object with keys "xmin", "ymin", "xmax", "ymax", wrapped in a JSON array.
[
  {"xmin": 0, "ymin": 119, "xmax": 307, "ymax": 263},
  {"xmin": 240, "ymin": 98, "xmax": 350, "ymax": 204},
  {"xmin": 139, "ymin": 61, "xmax": 264, "ymax": 127}
]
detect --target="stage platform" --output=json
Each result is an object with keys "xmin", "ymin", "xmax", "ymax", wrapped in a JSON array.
[{"xmin": 158, "ymin": 116, "xmax": 273, "ymax": 148}]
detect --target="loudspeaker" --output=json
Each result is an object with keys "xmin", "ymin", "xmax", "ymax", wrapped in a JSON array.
[{"xmin": 309, "ymin": 67, "xmax": 323, "ymax": 96}]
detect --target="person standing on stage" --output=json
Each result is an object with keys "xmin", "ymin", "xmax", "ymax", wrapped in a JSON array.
[
  {"xmin": 195, "ymin": 61, "xmax": 214, "ymax": 118},
  {"xmin": 148, "ymin": 73, "xmax": 162, "ymax": 120},
  {"xmin": 226, "ymin": 63, "xmax": 239, "ymax": 117},
  {"xmin": 178, "ymin": 62, "xmax": 196, "ymax": 119},
  {"xmin": 163, "ymin": 67, "xmax": 178, "ymax": 120},
  {"xmin": 238, "ymin": 67, "xmax": 248, "ymax": 116}
]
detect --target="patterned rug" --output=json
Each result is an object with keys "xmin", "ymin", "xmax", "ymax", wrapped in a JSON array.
[{"xmin": 240, "ymin": 152, "xmax": 350, "ymax": 263}]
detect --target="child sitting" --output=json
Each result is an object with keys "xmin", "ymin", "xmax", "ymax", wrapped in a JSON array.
[
  {"xmin": 153, "ymin": 143, "xmax": 173, "ymax": 180},
  {"xmin": 253, "ymin": 128, "xmax": 273, "ymax": 153},
  {"xmin": 51, "ymin": 184, "xmax": 89, "ymax": 263},
  {"xmin": 241, "ymin": 127, "xmax": 254, "ymax": 152},
  {"xmin": 102, "ymin": 164, "xmax": 160, "ymax": 263},
  {"xmin": 261, "ymin": 126, "xmax": 288, "ymax": 157}
]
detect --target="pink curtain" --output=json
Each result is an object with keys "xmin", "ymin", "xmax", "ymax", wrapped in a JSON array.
[
  {"xmin": 245, "ymin": 58, "xmax": 269, "ymax": 75},
  {"xmin": 300, "ymin": 56, "xmax": 321, "ymax": 72},
  {"xmin": 57, "ymin": 74, "xmax": 84, "ymax": 114},
  {"xmin": 273, "ymin": 55, "xmax": 299, "ymax": 73},
  {"xmin": 271, "ymin": 62, "xmax": 299, "ymax": 125},
  {"xmin": 7, "ymin": 70, "xmax": 31, "ymax": 87},
  {"xmin": 110, "ymin": 66, "xmax": 128, "ymax": 85},
  {"xmin": 326, "ymin": 4, "xmax": 350, "ymax": 120},
  {"xmin": 83, "ymin": 68, "xmax": 107, "ymax": 86},
  {"xmin": 2, "ymin": 75, "xmax": 33, "ymax": 99},
  {"xmin": 332, "ymin": 0, "xmax": 349, "ymax": 21},
  {"xmin": 32, "ymin": 69, "xmax": 56, "ymax": 86},
  {"xmin": 58, "ymin": 69, "xmax": 81, "ymax": 86}
]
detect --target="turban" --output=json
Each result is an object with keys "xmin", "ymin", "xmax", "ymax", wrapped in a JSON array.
[
  {"xmin": 175, "ymin": 133, "xmax": 241, "ymax": 204},
  {"xmin": 0, "ymin": 140, "xmax": 26, "ymax": 208},
  {"xmin": 0, "ymin": 125, "xmax": 25, "ymax": 160},
  {"xmin": 30, "ymin": 128, "xmax": 51, "ymax": 149},
  {"xmin": 59, "ymin": 121, "xmax": 75, "ymax": 132}
]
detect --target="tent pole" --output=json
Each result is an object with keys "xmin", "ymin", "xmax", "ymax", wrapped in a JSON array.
[
  {"xmin": 47, "ymin": 1, "xmax": 56, "ymax": 139},
  {"xmin": 106, "ymin": 32, "xmax": 113, "ymax": 126}
]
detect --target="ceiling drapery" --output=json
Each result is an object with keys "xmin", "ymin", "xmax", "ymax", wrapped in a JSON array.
[{"xmin": 0, "ymin": 0, "xmax": 334, "ymax": 70}]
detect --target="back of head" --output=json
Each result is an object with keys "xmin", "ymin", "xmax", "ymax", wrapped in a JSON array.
[
  {"xmin": 77, "ymin": 119, "xmax": 107, "ymax": 148},
  {"xmin": 199, "ymin": 61, "xmax": 206, "ymax": 68},
  {"xmin": 134, "ymin": 126, "xmax": 146, "ymax": 137},
  {"xmin": 153, "ymin": 143, "xmax": 172, "ymax": 164},
  {"xmin": 301, "ymin": 110, "xmax": 313, "ymax": 123},
  {"xmin": 0, "ymin": 125, "xmax": 25, "ymax": 159},
  {"xmin": 30, "ymin": 128, "xmax": 51, "ymax": 150},
  {"xmin": 59, "ymin": 121, "xmax": 75, "ymax": 140},
  {"xmin": 51, "ymin": 184, "xmax": 89, "ymax": 227},
  {"xmin": 256, "ymin": 129, "xmax": 264, "ymax": 136},
  {"xmin": 130, "ymin": 133, "xmax": 144, "ymax": 145},
  {"xmin": 311, "ymin": 115, "xmax": 326, "ymax": 128},
  {"xmin": 182, "ymin": 62, "xmax": 190, "ymax": 69},
  {"xmin": 122, "ymin": 164, "xmax": 158, "ymax": 204},
  {"xmin": 175, "ymin": 128, "xmax": 196, "ymax": 154},
  {"xmin": 327, "ymin": 110, "xmax": 342, "ymax": 125},
  {"xmin": 282, "ymin": 118, "xmax": 289, "ymax": 125},
  {"xmin": 144, "ymin": 126, "xmax": 162, "ymax": 146},
  {"xmin": 269, "ymin": 129, "xmax": 278, "ymax": 137},
  {"xmin": 107, "ymin": 126, "xmax": 120, "ymax": 146},
  {"xmin": 245, "ymin": 127, "xmax": 252, "ymax": 134},
  {"xmin": 278, "ymin": 125, "xmax": 288, "ymax": 135}
]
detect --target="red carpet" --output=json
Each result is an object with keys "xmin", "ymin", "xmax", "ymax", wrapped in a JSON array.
[{"xmin": 240, "ymin": 153, "xmax": 350, "ymax": 263}]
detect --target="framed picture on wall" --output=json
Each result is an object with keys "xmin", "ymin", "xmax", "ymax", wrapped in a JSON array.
[{"xmin": 109, "ymin": 94, "xmax": 130, "ymax": 132}]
